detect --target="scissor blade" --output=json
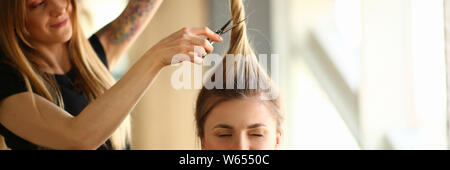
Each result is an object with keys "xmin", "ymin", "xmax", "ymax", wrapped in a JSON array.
[
  {"xmin": 217, "ymin": 19, "xmax": 233, "ymax": 34},
  {"xmin": 221, "ymin": 17, "xmax": 248, "ymax": 34}
]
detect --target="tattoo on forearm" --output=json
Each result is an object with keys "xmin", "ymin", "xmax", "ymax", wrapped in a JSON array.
[{"xmin": 109, "ymin": 0, "xmax": 156, "ymax": 44}]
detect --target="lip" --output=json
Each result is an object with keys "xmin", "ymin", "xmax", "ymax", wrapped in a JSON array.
[{"xmin": 50, "ymin": 19, "xmax": 68, "ymax": 28}]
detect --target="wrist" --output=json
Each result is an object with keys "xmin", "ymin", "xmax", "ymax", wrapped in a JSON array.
[{"xmin": 143, "ymin": 52, "xmax": 165, "ymax": 73}]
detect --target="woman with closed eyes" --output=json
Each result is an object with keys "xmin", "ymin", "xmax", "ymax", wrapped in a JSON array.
[{"xmin": 195, "ymin": 0, "xmax": 283, "ymax": 150}]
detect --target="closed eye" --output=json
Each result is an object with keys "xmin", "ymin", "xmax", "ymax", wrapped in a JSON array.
[
  {"xmin": 218, "ymin": 134, "xmax": 232, "ymax": 137},
  {"xmin": 250, "ymin": 134, "xmax": 263, "ymax": 137}
]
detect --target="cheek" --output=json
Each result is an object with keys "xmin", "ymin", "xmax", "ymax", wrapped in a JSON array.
[
  {"xmin": 25, "ymin": 12, "xmax": 50, "ymax": 38},
  {"xmin": 250, "ymin": 132, "xmax": 278, "ymax": 149},
  {"xmin": 203, "ymin": 135, "xmax": 229, "ymax": 149},
  {"xmin": 26, "ymin": 16, "xmax": 45, "ymax": 33}
]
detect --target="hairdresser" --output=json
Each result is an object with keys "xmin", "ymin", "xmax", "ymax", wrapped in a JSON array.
[{"xmin": 0, "ymin": 0, "xmax": 222, "ymax": 150}]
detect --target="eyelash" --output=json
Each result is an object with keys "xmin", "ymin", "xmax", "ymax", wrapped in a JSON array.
[
  {"xmin": 217, "ymin": 134, "xmax": 263, "ymax": 137},
  {"xmin": 218, "ymin": 134, "xmax": 232, "ymax": 138},
  {"xmin": 250, "ymin": 134, "xmax": 263, "ymax": 137},
  {"xmin": 31, "ymin": 1, "xmax": 45, "ymax": 9}
]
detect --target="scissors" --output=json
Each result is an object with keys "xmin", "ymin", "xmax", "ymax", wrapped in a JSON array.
[{"xmin": 202, "ymin": 17, "xmax": 248, "ymax": 56}]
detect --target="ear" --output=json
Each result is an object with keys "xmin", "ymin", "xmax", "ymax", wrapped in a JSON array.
[{"xmin": 275, "ymin": 131, "xmax": 282, "ymax": 149}]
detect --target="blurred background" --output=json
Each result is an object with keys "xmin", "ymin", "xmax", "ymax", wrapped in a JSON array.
[{"xmin": 78, "ymin": 0, "xmax": 449, "ymax": 150}]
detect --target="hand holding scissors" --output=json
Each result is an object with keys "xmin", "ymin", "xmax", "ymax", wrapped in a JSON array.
[{"xmin": 202, "ymin": 17, "xmax": 248, "ymax": 57}]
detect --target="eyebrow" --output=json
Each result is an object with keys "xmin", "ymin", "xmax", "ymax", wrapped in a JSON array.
[
  {"xmin": 212, "ymin": 123, "xmax": 267, "ymax": 130},
  {"xmin": 247, "ymin": 123, "xmax": 267, "ymax": 129},
  {"xmin": 213, "ymin": 124, "xmax": 233, "ymax": 130}
]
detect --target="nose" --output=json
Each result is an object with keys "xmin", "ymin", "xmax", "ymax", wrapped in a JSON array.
[
  {"xmin": 49, "ymin": 0, "xmax": 69, "ymax": 17},
  {"xmin": 231, "ymin": 134, "xmax": 250, "ymax": 150}
]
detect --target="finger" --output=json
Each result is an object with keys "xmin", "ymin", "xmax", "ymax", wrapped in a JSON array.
[
  {"xmin": 188, "ymin": 27, "xmax": 223, "ymax": 42},
  {"xmin": 185, "ymin": 52, "xmax": 204, "ymax": 64},
  {"xmin": 177, "ymin": 45, "xmax": 205, "ymax": 55},
  {"xmin": 193, "ymin": 46, "xmax": 207, "ymax": 57},
  {"xmin": 188, "ymin": 35, "xmax": 214, "ymax": 54},
  {"xmin": 181, "ymin": 46, "xmax": 204, "ymax": 64},
  {"xmin": 191, "ymin": 53, "xmax": 204, "ymax": 64}
]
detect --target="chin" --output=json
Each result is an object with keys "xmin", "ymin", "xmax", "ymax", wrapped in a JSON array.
[
  {"xmin": 54, "ymin": 30, "xmax": 73, "ymax": 43},
  {"xmin": 62, "ymin": 34, "xmax": 73, "ymax": 43},
  {"xmin": 51, "ymin": 22, "xmax": 73, "ymax": 43}
]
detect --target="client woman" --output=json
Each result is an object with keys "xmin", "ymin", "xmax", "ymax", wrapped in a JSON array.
[{"xmin": 195, "ymin": 0, "xmax": 283, "ymax": 150}]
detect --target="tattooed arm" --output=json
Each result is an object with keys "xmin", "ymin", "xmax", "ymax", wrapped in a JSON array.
[{"xmin": 96, "ymin": 0, "xmax": 163, "ymax": 70}]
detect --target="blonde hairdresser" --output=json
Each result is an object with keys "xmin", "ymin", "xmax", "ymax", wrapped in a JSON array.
[{"xmin": 0, "ymin": 0, "xmax": 222, "ymax": 150}]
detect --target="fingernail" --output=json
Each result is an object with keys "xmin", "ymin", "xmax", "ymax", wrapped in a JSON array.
[{"xmin": 218, "ymin": 36, "xmax": 223, "ymax": 41}]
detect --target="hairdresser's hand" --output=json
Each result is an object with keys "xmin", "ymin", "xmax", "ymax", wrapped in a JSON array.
[{"xmin": 145, "ymin": 27, "xmax": 223, "ymax": 68}]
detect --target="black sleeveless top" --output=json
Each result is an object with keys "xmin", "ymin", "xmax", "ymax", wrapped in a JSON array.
[{"xmin": 0, "ymin": 35, "xmax": 114, "ymax": 150}]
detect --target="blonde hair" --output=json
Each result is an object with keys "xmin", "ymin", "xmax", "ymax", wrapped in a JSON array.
[
  {"xmin": 195, "ymin": 0, "xmax": 282, "ymax": 139},
  {"xmin": 0, "ymin": 0, "xmax": 130, "ymax": 150}
]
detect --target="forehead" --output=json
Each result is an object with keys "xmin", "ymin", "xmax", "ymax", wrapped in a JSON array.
[{"xmin": 204, "ymin": 98, "xmax": 276, "ymax": 129}]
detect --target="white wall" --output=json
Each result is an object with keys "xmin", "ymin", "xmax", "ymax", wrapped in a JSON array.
[
  {"xmin": 360, "ymin": 0, "xmax": 447, "ymax": 149},
  {"xmin": 128, "ymin": 0, "xmax": 208, "ymax": 150}
]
